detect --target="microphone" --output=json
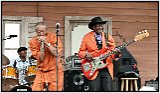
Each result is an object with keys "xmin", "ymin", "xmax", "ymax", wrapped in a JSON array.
[
  {"xmin": 9, "ymin": 35, "xmax": 17, "ymax": 38},
  {"xmin": 56, "ymin": 23, "xmax": 60, "ymax": 33},
  {"xmin": 40, "ymin": 41, "xmax": 45, "ymax": 52}
]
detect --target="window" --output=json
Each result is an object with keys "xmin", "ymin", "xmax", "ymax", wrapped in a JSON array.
[
  {"xmin": 3, "ymin": 23, "xmax": 21, "ymax": 60},
  {"xmin": 2, "ymin": 16, "xmax": 43, "ymax": 61},
  {"xmin": 71, "ymin": 25, "xmax": 90, "ymax": 55}
]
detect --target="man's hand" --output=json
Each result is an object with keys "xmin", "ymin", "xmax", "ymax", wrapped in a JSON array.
[
  {"xmin": 37, "ymin": 36, "xmax": 46, "ymax": 43},
  {"xmin": 114, "ymin": 47, "xmax": 121, "ymax": 59},
  {"xmin": 107, "ymin": 41, "xmax": 115, "ymax": 47},
  {"xmin": 85, "ymin": 52, "xmax": 93, "ymax": 60},
  {"xmin": 37, "ymin": 36, "xmax": 46, "ymax": 62},
  {"xmin": 114, "ymin": 47, "xmax": 120, "ymax": 53}
]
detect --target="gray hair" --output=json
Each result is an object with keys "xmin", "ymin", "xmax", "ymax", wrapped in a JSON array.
[{"xmin": 35, "ymin": 22, "xmax": 48, "ymax": 30}]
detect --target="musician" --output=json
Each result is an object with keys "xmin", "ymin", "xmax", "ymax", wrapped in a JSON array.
[
  {"xmin": 8, "ymin": 47, "xmax": 30, "ymax": 85},
  {"xmin": 29, "ymin": 22, "xmax": 63, "ymax": 91},
  {"xmin": 78, "ymin": 17, "xmax": 120, "ymax": 91}
]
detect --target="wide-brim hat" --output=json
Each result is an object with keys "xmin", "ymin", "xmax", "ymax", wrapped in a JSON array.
[{"xmin": 88, "ymin": 17, "xmax": 107, "ymax": 30}]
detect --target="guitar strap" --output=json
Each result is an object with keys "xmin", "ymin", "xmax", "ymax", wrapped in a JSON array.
[{"xmin": 104, "ymin": 32, "xmax": 110, "ymax": 47}]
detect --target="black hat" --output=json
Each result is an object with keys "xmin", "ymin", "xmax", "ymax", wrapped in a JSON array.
[{"xmin": 88, "ymin": 17, "xmax": 107, "ymax": 30}]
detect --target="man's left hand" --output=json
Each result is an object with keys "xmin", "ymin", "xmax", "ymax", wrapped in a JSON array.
[
  {"xmin": 114, "ymin": 48, "xmax": 121, "ymax": 59},
  {"xmin": 114, "ymin": 48, "xmax": 120, "ymax": 53},
  {"xmin": 38, "ymin": 36, "xmax": 46, "ymax": 43}
]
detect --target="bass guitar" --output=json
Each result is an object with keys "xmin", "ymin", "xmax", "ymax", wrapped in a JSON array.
[{"xmin": 81, "ymin": 30, "xmax": 149, "ymax": 79}]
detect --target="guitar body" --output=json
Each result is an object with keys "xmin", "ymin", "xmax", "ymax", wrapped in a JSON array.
[{"xmin": 81, "ymin": 48, "xmax": 109, "ymax": 79}]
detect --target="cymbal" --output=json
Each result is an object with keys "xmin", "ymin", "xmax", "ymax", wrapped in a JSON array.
[{"xmin": 2, "ymin": 54, "xmax": 10, "ymax": 66}]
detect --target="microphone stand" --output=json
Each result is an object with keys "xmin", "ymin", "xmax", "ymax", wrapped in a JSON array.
[
  {"xmin": 55, "ymin": 28, "xmax": 59, "ymax": 91},
  {"xmin": 44, "ymin": 82, "xmax": 49, "ymax": 91},
  {"xmin": 55, "ymin": 24, "xmax": 64, "ymax": 91}
]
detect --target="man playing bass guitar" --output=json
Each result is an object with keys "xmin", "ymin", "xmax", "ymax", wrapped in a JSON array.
[{"xmin": 78, "ymin": 17, "xmax": 121, "ymax": 91}]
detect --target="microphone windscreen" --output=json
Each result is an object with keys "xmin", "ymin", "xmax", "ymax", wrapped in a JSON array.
[{"xmin": 56, "ymin": 23, "xmax": 60, "ymax": 29}]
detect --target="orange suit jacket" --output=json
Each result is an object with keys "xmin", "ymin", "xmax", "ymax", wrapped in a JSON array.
[{"xmin": 78, "ymin": 31, "xmax": 116, "ymax": 80}]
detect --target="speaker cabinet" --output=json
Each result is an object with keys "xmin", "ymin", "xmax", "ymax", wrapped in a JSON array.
[
  {"xmin": 64, "ymin": 70, "xmax": 90, "ymax": 91},
  {"xmin": 113, "ymin": 47, "xmax": 141, "ymax": 90}
]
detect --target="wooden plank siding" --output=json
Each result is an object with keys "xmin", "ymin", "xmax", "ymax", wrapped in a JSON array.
[{"xmin": 2, "ymin": 1, "xmax": 158, "ymax": 87}]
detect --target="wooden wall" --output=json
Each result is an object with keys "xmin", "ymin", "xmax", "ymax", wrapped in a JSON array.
[{"xmin": 2, "ymin": 1, "xmax": 158, "ymax": 86}]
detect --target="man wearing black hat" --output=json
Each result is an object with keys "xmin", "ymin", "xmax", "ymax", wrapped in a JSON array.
[{"xmin": 78, "ymin": 17, "xmax": 120, "ymax": 91}]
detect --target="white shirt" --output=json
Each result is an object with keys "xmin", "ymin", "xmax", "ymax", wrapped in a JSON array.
[
  {"xmin": 8, "ymin": 57, "xmax": 30, "ymax": 85},
  {"xmin": 9, "ymin": 57, "xmax": 30, "ymax": 69}
]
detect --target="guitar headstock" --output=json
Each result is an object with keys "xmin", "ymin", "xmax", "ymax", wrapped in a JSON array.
[{"xmin": 134, "ymin": 30, "xmax": 149, "ymax": 42}]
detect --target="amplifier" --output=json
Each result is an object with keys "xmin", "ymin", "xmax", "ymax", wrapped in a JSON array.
[
  {"xmin": 71, "ymin": 57, "xmax": 82, "ymax": 70},
  {"xmin": 64, "ymin": 53, "xmax": 82, "ymax": 71}
]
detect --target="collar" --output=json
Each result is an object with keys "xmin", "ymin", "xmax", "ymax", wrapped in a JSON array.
[
  {"xmin": 16, "ymin": 57, "xmax": 28, "ymax": 62},
  {"xmin": 94, "ymin": 32, "xmax": 102, "ymax": 39}
]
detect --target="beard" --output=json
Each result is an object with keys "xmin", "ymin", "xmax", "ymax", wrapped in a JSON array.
[{"xmin": 95, "ymin": 28, "xmax": 104, "ymax": 34}]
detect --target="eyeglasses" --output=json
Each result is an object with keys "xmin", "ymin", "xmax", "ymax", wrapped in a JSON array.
[{"xmin": 94, "ymin": 24, "xmax": 104, "ymax": 27}]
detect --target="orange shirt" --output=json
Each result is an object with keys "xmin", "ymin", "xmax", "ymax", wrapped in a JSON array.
[{"xmin": 29, "ymin": 32, "xmax": 63, "ymax": 71}]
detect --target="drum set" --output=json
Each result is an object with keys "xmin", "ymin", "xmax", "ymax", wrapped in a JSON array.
[{"xmin": 2, "ymin": 55, "xmax": 37, "ymax": 91}]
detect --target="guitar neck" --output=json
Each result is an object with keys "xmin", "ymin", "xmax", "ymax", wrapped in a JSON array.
[{"xmin": 100, "ymin": 40, "xmax": 135, "ymax": 60}]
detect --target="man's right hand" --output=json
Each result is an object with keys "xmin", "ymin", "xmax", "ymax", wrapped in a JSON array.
[
  {"xmin": 37, "ymin": 36, "xmax": 46, "ymax": 43},
  {"xmin": 85, "ymin": 52, "xmax": 93, "ymax": 60}
]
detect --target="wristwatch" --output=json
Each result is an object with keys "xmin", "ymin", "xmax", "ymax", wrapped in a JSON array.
[{"xmin": 47, "ymin": 43, "xmax": 51, "ymax": 47}]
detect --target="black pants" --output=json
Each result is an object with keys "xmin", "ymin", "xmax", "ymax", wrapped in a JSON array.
[{"xmin": 89, "ymin": 68, "xmax": 113, "ymax": 91}]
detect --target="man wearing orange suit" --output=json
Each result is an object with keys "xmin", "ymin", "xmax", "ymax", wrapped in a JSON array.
[
  {"xmin": 29, "ymin": 22, "xmax": 63, "ymax": 91},
  {"xmin": 78, "ymin": 17, "xmax": 120, "ymax": 91}
]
